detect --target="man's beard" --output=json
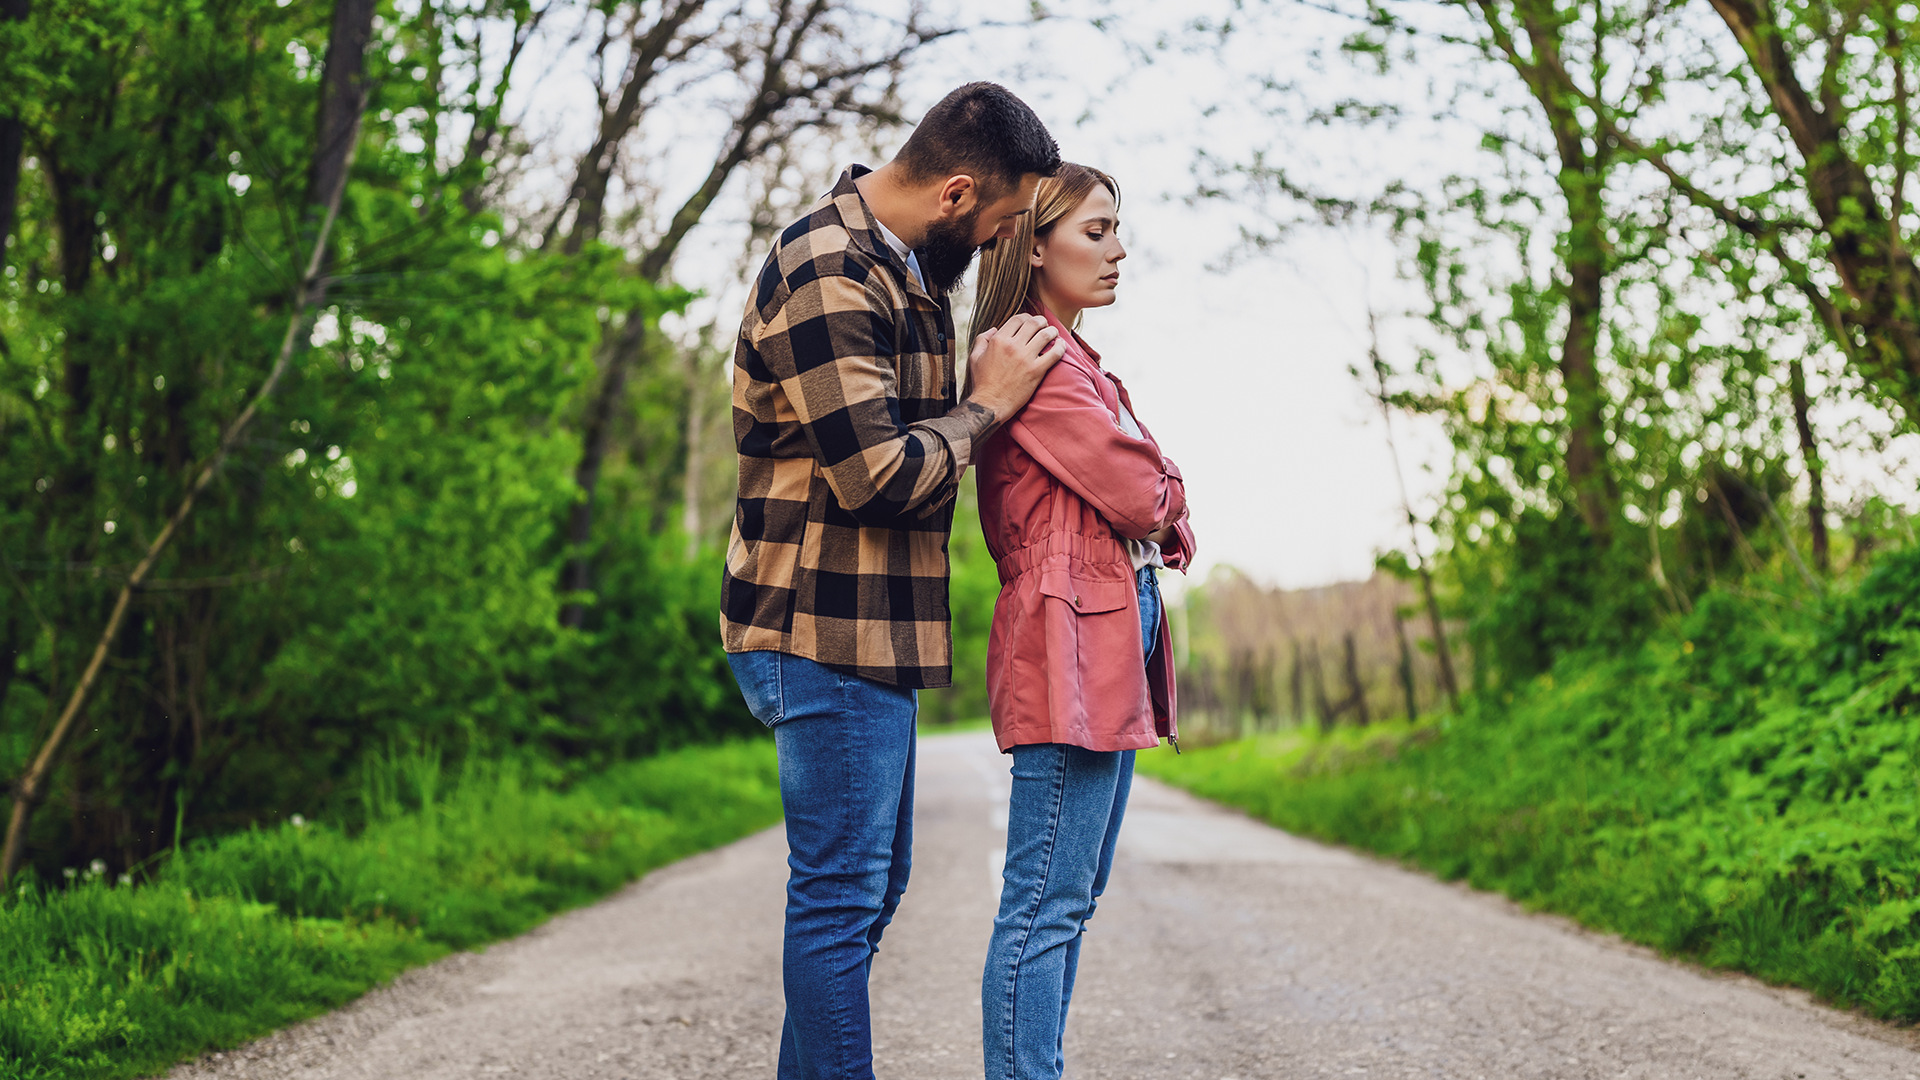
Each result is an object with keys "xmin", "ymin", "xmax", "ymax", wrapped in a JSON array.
[{"xmin": 918, "ymin": 206, "xmax": 985, "ymax": 295}]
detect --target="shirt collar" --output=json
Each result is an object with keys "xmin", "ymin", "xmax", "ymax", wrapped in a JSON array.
[{"xmin": 836, "ymin": 165, "xmax": 930, "ymax": 298}]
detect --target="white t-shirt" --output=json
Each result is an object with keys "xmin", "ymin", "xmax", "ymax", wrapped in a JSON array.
[
  {"xmin": 1113, "ymin": 398, "xmax": 1166, "ymax": 572},
  {"xmin": 870, "ymin": 216, "xmax": 927, "ymax": 294}
]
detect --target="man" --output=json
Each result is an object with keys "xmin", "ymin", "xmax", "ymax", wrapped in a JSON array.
[{"xmin": 721, "ymin": 82, "xmax": 1065, "ymax": 1080}]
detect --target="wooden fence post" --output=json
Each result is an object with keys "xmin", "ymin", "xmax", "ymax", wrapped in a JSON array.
[
  {"xmin": 1342, "ymin": 632, "xmax": 1370, "ymax": 726},
  {"xmin": 1394, "ymin": 607, "xmax": 1419, "ymax": 722}
]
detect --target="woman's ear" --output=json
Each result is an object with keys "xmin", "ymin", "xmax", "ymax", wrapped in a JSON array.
[{"xmin": 1028, "ymin": 242, "xmax": 1045, "ymax": 270}]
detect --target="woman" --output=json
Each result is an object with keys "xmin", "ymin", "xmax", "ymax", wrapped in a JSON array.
[{"xmin": 970, "ymin": 163, "xmax": 1195, "ymax": 1080}]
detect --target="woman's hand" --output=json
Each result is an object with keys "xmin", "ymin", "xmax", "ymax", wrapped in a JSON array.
[{"xmin": 1144, "ymin": 523, "xmax": 1177, "ymax": 547}]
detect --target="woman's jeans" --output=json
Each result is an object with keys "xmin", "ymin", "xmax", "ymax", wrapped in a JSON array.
[
  {"xmin": 982, "ymin": 567, "xmax": 1160, "ymax": 1080},
  {"xmin": 726, "ymin": 650, "xmax": 917, "ymax": 1080}
]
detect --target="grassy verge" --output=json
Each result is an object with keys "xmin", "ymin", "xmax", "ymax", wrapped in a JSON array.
[
  {"xmin": 1142, "ymin": 556, "xmax": 1920, "ymax": 1021},
  {"xmin": 919, "ymin": 716, "xmax": 992, "ymax": 735},
  {"xmin": 0, "ymin": 739, "xmax": 782, "ymax": 1080},
  {"xmin": 1141, "ymin": 702, "xmax": 1920, "ymax": 1018}
]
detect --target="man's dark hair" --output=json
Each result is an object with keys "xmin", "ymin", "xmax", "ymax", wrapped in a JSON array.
[{"xmin": 896, "ymin": 82, "xmax": 1061, "ymax": 197}]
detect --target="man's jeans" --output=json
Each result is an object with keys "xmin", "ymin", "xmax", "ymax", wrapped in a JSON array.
[
  {"xmin": 726, "ymin": 650, "xmax": 917, "ymax": 1080},
  {"xmin": 982, "ymin": 567, "xmax": 1160, "ymax": 1080}
]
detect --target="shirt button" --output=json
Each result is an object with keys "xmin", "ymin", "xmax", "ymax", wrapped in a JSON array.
[
  {"xmin": 1073, "ymin": 595, "xmax": 1082, "ymax": 608},
  {"xmin": 936, "ymin": 331, "xmax": 947, "ymax": 351}
]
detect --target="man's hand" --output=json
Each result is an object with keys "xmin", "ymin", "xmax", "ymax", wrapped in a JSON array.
[{"xmin": 962, "ymin": 314, "xmax": 1066, "ymax": 425}]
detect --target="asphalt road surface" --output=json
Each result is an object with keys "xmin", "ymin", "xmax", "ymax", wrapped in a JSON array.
[{"xmin": 170, "ymin": 730, "xmax": 1920, "ymax": 1080}]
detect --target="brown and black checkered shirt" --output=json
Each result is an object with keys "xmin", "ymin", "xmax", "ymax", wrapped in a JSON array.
[{"xmin": 720, "ymin": 166, "xmax": 992, "ymax": 689}]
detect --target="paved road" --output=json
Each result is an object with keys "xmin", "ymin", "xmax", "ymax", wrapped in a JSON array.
[{"xmin": 171, "ymin": 731, "xmax": 1920, "ymax": 1080}]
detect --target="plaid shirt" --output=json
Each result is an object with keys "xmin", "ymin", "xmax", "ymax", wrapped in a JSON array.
[{"xmin": 721, "ymin": 167, "xmax": 993, "ymax": 688}]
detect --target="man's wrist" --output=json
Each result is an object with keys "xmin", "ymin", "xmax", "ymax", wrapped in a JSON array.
[
  {"xmin": 927, "ymin": 398, "xmax": 1001, "ymax": 472},
  {"xmin": 953, "ymin": 397, "xmax": 1001, "ymax": 439}
]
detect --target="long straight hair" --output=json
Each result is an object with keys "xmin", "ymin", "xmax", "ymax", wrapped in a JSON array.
[{"xmin": 968, "ymin": 163, "xmax": 1120, "ymax": 352}]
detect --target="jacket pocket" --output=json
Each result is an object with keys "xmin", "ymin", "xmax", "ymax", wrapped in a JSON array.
[{"xmin": 1037, "ymin": 566, "xmax": 1133, "ymax": 614}]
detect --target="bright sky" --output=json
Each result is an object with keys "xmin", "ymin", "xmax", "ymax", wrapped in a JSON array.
[{"xmin": 956, "ymin": 11, "xmax": 1458, "ymax": 591}]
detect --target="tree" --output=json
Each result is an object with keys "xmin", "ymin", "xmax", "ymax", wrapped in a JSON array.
[
  {"xmin": 1468, "ymin": 0, "xmax": 1623, "ymax": 540},
  {"xmin": 1192, "ymin": 0, "xmax": 1824, "ymax": 679}
]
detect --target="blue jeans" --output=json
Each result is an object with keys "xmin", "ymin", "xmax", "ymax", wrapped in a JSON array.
[
  {"xmin": 727, "ymin": 651, "xmax": 917, "ymax": 1080},
  {"xmin": 982, "ymin": 567, "xmax": 1159, "ymax": 1080}
]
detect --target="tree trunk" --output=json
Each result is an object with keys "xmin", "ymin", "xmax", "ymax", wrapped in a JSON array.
[
  {"xmin": 1393, "ymin": 607, "xmax": 1418, "ymax": 722},
  {"xmin": 1518, "ymin": 3, "xmax": 1617, "ymax": 541},
  {"xmin": 1558, "ymin": 210, "xmax": 1616, "ymax": 540},
  {"xmin": 1310, "ymin": 639, "xmax": 1333, "ymax": 732},
  {"xmin": 0, "ymin": 0, "xmax": 27, "ymax": 265},
  {"xmin": 559, "ymin": 312, "xmax": 645, "ymax": 628},
  {"xmin": 1342, "ymin": 632, "xmax": 1370, "ymax": 726},
  {"xmin": 680, "ymin": 345, "xmax": 707, "ymax": 556},
  {"xmin": 1289, "ymin": 639, "xmax": 1304, "ymax": 724},
  {"xmin": 1788, "ymin": 356, "xmax": 1829, "ymax": 574},
  {"xmin": 558, "ymin": 109, "xmax": 763, "ymax": 622},
  {"xmin": 308, "ymin": 0, "xmax": 377, "ymax": 215},
  {"xmin": 1415, "ymin": 560, "xmax": 1459, "ymax": 707}
]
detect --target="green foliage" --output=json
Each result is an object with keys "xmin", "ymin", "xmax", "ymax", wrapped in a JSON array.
[
  {"xmin": 1143, "ymin": 549, "xmax": 1920, "ymax": 1019},
  {"xmin": 920, "ymin": 475, "xmax": 994, "ymax": 726},
  {"xmin": 0, "ymin": 739, "xmax": 782, "ymax": 1080},
  {"xmin": 1456, "ymin": 509, "xmax": 1657, "ymax": 682},
  {"xmin": 0, "ymin": 0, "xmax": 753, "ymax": 874}
]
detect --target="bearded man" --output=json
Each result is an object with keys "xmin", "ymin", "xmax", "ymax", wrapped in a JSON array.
[{"xmin": 720, "ymin": 82, "xmax": 1065, "ymax": 1080}]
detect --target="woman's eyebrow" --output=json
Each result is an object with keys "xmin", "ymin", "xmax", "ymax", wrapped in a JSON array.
[{"xmin": 1080, "ymin": 215, "xmax": 1117, "ymax": 229}]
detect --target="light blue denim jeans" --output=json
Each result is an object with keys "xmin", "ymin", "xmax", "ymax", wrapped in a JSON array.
[
  {"xmin": 726, "ymin": 650, "xmax": 917, "ymax": 1080},
  {"xmin": 982, "ymin": 566, "xmax": 1160, "ymax": 1080}
]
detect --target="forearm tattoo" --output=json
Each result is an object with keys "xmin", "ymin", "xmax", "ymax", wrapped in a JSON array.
[{"xmin": 957, "ymin": 399, "xmax": 999, "ymax": 441}]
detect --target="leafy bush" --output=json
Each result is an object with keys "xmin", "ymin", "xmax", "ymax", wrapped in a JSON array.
[
  {"xmin": 1143, "ymin": 548, "xmax": 1920, "ymax": 1018},
  {"xmin": 0, "ymin": 739, "xmax": 781, "ymax": 1080}
]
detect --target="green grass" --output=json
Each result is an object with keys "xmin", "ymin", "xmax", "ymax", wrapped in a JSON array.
[
  {"xmin": 1141, "ymin": 604, "xmax": 1920, "ymax": 1019},
  {"xmin": 1140, "ymin": 545, "xmax": 1920, "ymax": 1021},
  {"xmin": 0, "ymin": 739, "xmax": 782, "ymax": 1080},
  {"xmin": 919, "ymin": 716, "xmax": 992, "ymax": 735}
]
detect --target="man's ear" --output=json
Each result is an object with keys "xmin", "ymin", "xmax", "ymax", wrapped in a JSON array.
[{"xmin": 936, "ymin": 174, "xmax": 978, "ymax": 218}]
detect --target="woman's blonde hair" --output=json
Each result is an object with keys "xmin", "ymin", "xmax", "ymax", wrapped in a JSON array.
[{"xmin": 968, "ymin": 163, "xmax": 1120, "ymax": 351}]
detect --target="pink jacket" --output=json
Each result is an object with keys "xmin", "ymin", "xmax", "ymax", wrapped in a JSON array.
[{"xmin": 976, "ymin": 305, "xmax": 1196, "ymax": 753}]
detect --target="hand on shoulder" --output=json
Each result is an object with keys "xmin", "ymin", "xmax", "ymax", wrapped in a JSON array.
[{"xmin": 965, "ymin": 313, "xmax": 1068, "ymax": 421}]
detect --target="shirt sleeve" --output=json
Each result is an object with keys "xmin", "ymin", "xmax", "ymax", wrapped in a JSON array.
[
  {"xmin": 1006, "ymin": 361, "xmax": 1187, "ymax": 540},
  {"xmin": 753, "ymin": 263, "xmax": 989, "ymax": 525}
]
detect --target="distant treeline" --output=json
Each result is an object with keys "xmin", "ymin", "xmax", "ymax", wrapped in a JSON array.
[{"xmin": 1172, "ymin": 570, "xmax": 1456, "ymax": 738}]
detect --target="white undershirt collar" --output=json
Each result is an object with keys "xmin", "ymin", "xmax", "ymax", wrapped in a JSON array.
[{"xmin": 870, "ymin": 215, "xmax": 927, "ymax": 293}]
